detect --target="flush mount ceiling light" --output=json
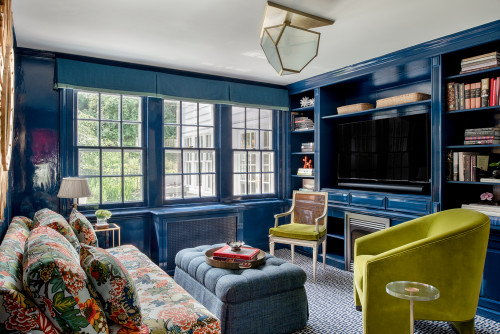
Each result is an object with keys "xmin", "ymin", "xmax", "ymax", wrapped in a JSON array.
[{"xmin": 260, "ymin": 2, "xmax": 334, "ymax": 76}]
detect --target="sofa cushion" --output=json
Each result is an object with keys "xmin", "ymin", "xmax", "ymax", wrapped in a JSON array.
[
  {"xmin": 269, "ymin": 223, "xmax": 327, "ymax": 241},
  {"xmin": 23, "ymin": 226, "xmax": 108, "ymax": 334},
  {"xmin": 11, "ymin": 215, "xmax": 34, "ymax": 230},
  {"xmin": 33, "ymin": 208, "xmax": 81, "ymax": 252},
  {"xmin": 70, "ymin": 208, "xmax": 98, "ymax": 247},
  {"xmin": 106, "ymin": 245, "xmax": 220, "ymax": 334},
  {"xmin": 80, "ymin": 244, "xmax": 142, "ymax": 330}
]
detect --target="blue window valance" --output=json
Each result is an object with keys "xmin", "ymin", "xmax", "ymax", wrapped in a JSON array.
[{"xmin": 55, "ymin": 58, "xmax": 289, "ymax": 110}]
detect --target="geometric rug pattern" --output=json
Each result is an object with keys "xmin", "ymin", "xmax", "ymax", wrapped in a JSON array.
[{"xmin": 270, "ymin": 249, "xmax": 500, "ymax": 334}]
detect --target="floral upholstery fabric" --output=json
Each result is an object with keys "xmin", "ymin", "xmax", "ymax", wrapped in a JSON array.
[
  {"xmin": 11, "ymin": 215, "xmax": 34, "ymax": 230},
  {"xmin": 107, "ymin": 245, "xmax": 221, "ymax": 334},
  {"xmin": 0, "ymin": 220, "xmax": 59, "ymax": 333},
  {"xmin": 33, "ymin": 208, "xmax": 81, "ymax": 252},
  {"xmin": 80, "ymin": 244, "xmax": 142, "ymax": 330},
  {"xmin": 23, "ymin": 226, "xmax": 108, "ymax": 334},
  {"xmin": 70, "ymin": 208, "xmax": 98, "ymax": 247}
]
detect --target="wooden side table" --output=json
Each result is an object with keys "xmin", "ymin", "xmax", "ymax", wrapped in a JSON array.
[{"xmin": 93, "ymin": 223, "xmax": 121, "ymax": 248}]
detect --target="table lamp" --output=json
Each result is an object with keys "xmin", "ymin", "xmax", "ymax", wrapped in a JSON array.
[{"xmin": 57, "ymin": 177, "xmax": 91, "ymax": 210}]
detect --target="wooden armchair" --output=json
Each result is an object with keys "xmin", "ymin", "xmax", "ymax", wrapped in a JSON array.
[{"xmin": 269, "ymin": 191, "xmax": 328, "ymax": 281}]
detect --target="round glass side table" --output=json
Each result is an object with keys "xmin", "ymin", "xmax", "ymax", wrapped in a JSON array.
[{"xmin": 386, "ymin": 281, "xmax": 440, "ymax": 334}]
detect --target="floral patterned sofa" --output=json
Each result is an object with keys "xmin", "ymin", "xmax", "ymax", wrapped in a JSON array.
[{"xmin": 0, "ymin": 213, "xmax": 221, "ymax": 333}]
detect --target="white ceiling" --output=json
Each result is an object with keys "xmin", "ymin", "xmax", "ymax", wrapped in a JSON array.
[{"xmin": 12, "ymin": 0, "xmax": 500, "ymax": 86}]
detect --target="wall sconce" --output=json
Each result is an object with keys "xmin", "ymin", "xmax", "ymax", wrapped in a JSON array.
[
  {"xmin": 57, "ymin": 177, "xmax": 91, "ymax": 210},
  {"xmin": 260, "ymin": 2, "xmax": 334, "ymax": 76}
]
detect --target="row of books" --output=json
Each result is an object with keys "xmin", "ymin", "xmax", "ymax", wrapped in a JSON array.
[
  {"xmin": 301, "ymin": 142, "xmax": 314, "ymax": 152},
  {"xmin": 447, "ymin": 77, "xmax": 500, "ymax": 111},
  {"xmin": 212, "ymin": 245, "xmax": 260, "ymax": 262},
  {"xmin": 460, "ymin": 51, "xmax": 500, "ymax": 74},
  {"xmin": 464, "ymin": 127, "xmax": 500, "ymax": 145},
  {"xmin": 293, "ymin": 116, "xmax": 314, "ymax": 131},
  {"xmin": 446, "ymin": 151, "xmax": 489, "ymax": 182}
]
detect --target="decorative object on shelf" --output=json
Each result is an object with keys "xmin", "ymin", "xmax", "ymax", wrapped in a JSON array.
[
  {"xmin": 480, "ymin": 192, "xmax": 494, "ymax": 203},
  {"xmin": 260, "ymin": 1, "xmax": 334, "ymax": 75},
  {"xmin": 300, "ymin": 96, "xmax": 315, "ymax": 107},
  {"xmin": 301, "ymin": 178, "xmax": 314, "ymax": 191},
  {"xmin": 489, "ymin": 161, "xmax": 500, "ymax": 178},
  {"xmin": 293, "ymin": 116, "xmax": 314, "ymax": 131},
  {"xmin": 95, "ymin": 209, "xmax": 112, "ymax": 230},
  {"xmin": 375, "ymin": 92, "xmax": 431, "ymax": 108},
  {"xmin": 301, "ymin": 142, "xmax": 314, "ymax": 152},
  {"xmin": 302, "ymin": 156, "xmax": 313, "ymax": 169},
  {"xmin": 57, "ymin": 177, "xmax": 92, "ymax": 209},
  {"xmin": 337, "ymin": 103, "xmax": 374, "ymax": 115},
  {"xmin": 226, "ymin": 240, "xmax": 245, "ymax": 252}
]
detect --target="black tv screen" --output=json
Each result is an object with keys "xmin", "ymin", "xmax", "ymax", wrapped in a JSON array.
[{"xmin": 337, "ymin": 114, "xmax": 430, "ymax": 185}]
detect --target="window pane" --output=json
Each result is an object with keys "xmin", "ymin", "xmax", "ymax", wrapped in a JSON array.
[
  {"xmin": 248, "ymin": 173, "xmax": 261, "ymax": 195},
  {"xmin": 199, "ymin": 127, "xmax": 214, "ymax": 148},
  {"xmin": 82, "ymin": 177, "xmax": 100, "ymax": 205},
  {"xmin": 246, "ymin": 129, "xmax": 258, "ymax": 149},
  {"xmin": 262, "ymin": 173, "xmax": 274, "ymax": 194},
  {"xmin": 165, "ymin": 150, "xmax": 182, "ymax": 174},
  {"xmin": 165, "ymin": 175, "xmax": 182, "ymax": 199},
  {"xmin": 77, "ymin": 92, "xmax": 98, "ymax": 119},
  {"xmin": 233, "ymin": 151, "xmax": 246, "ymax": 172},
  {"xmin": 164, "ymin": 100, "xmax": 180, "ymax": 123},
  {"xmin": 102, "ymin": 150, "xmax": 122, "ymax": 175},
  {"xmin": 232, "ymin": 107, "xmax": 245, "ymax": 128},
  {"xmin": 182, "ymin": 126, "xmax": 198, "ymax": 148},
  {"xmin": 122, "ymin": 96, "xmax": 141, "ymax": 121},
  {"xmin": 260, "ymin": 109, "xmax": 272, "ymax": 129},
  {"xmin": 248, "ymin": 152, "xmax": 261, "ymax": 172},
  {"xmin": 201, "ymin": 174, "xmax": 215, "ymax": 197},
  {"xmin": 101, "ymin": 122, "xmax": 120, "ymax": 146},
  {"xmin": 79, "ymin": 149, "xmax": 100, "ymax": 176},
  {"xmin": 233, "ymin": 174, "xmax": 247, "ymax": 196},
  {"xmin": 164, "ymin": 125, "xmax": 180, "ymax": 147},
  {"xmin": 260, "ymin": 130, "xmax": 272, "ymax": 150},
  {"xmin": 101, "ymin": 94, "xmax": 120, "ymax": 120},
  {"xmin": 124, "ymin": 150, "xmax": 142, "ymax": 175},
  {"xmin": 122, "ymin": 123, "xmax": 141, "ymax": 147},
  {"xmin": 78, "ymin": 120, "xmax": 99, "ymax": 146},
  {"xmin": 262, "ymin": 152, "xmax": 274, "ymax": 172},
  {"xmin": 199, "ymin": 104, "xmax": 214, "ymax": 126},
  {"xmin": 232, "ymin": 129, "xmax": 245, "ymax": 149},
  {"xmin": 102, "ymin": 177, "xmax": 122, "ymax": 203},
  {"xmin": 246, "ymin": 108, "xmax": 259, "ymax": 129},
  {"xmin": 184, "ymin": 174, "xmax": 199, "ymax": 198},
  {"xmin": 124, "ymin": 176, "xmax": 143, "ymax": 202},
  {"xmin": 183, "ymin": 150, "xmax": 199, "ymax": 173},
  {"xmin": 201, "ymin": 150, "xmax": 215, "ymax": 173},
  {"xmin": 182, "ymin": 102, "xmax": 198, "ymax": 125}
]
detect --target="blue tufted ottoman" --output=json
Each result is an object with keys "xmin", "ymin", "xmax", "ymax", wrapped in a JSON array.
[{"xmin": 174, "ymin": 244, "xmax": 309, "ymax": 334}]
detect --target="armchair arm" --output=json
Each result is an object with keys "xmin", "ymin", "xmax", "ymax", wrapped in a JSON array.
[
  {"xmin": 314, "ymin": 212, "xmax": 328, "ymax": 233},
  {"xmin": 273, "ymin": 208, "xmax": 294, "ymax": 228}
]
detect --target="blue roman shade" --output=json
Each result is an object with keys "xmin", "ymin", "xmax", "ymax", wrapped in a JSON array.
[{"xmin": 55, "ymin": 58, "xmax": 289, "ymax": 110}]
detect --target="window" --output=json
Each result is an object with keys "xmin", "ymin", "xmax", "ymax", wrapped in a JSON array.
[
  {"xmin": 232, "ymin": 107, "xmax": 275, "ymax": 195},
  {"xmin": 75, "ymin": 91, "xmax": 144, "ymax": 205},
  {"xmin": 163, "ymin": 100, "xmax": 216, "ymax": 200}
]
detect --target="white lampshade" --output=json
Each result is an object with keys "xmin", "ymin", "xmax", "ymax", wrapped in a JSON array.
[{"xmin": 57, "ymin": 177, "xmax": 91, "ymax": 207}]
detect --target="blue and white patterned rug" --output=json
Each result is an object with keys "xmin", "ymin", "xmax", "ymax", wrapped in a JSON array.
[{"xmin": 271, "ymin": 249, "xmax": 500, "ymax": 334}]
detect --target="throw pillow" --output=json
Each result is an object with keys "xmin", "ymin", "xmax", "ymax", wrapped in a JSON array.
[
  {"xmin": 23, "ymin": 226, "xmax": 108, "ymax": 334},
  {"xmin": 32, "ymin": 208, "xmax": 81, "ymax": 252},
  {"xmin": 69, "ymin": 208, "xmax": 98, "ymax": 247},
  {"xmin": 80, "ymin": 244, "xmax": 142, "ymax": 330}
]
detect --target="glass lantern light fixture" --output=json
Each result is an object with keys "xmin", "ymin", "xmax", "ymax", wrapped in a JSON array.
[{"xmin": 260, "ymin": 2, "xmax": 334, "ymax": 76}]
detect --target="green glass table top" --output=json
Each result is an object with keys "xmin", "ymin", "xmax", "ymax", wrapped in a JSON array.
[{"xmin": 386, "ymin": 281, "xmax": 440, "ymax": 301}]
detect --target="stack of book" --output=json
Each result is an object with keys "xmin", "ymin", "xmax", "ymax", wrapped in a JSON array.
[
  {"xmin": 462, "ymin": 203, "xmax": 500, "ymax": 217},
  {"xmin": 447, "ymin": 77, "xmax": 500, "ymax": 111},
  {"xmin": 446, "ymin": 150, "xmax": 489, "ymax": 182},
  {"xmin": 297, "ymin": 168, "xmax": 314, "ymax": 176},
  {"xmin": 212, "ymin": 245, "xmax": 260, "ymax": 263},
  {"xmin": 460, "ymin": 52, "xmax": 500, "ymax": 74},
  {"xmin": 463, "ymin": 127, "xmax": 500, "ymax": 145},
  {"xmin": 301, "ymin": 142, "xmax": 314, "ymax": 152},
  {"xmin": 293, "ymin": 116, "xmax": 314, "ymax": 131}
]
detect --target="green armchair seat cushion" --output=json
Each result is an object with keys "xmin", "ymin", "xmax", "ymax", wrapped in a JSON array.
[{"xmin": 269, "ymin": 223, "xmax": 327, "ymax": 241}]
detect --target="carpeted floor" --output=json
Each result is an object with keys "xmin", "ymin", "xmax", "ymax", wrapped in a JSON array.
[{"xmin": 270, "ymin": 249, "xmax": 500, "ymax": 334}]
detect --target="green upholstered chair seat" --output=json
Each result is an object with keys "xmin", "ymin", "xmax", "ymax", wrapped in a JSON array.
[{"xmin": 269, "ymin": 223, "xmax": 327, "ymax": 241}]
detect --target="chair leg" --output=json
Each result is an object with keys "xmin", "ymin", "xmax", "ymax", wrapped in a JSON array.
[
  {"xmin": 322, "ymin": 239, "xmax": 327, "ymax": 269},
  {"xmin": 291, "ymin": 245, "xmax": 295, "ymax": 263},
  {"xmin": 269, "ymin": 240, "xmax": 274, "ymax": 255},
  {"xmin": 313, "ymin": 246, "xmax": 318, "ymax": 282},
  {"xmin": 449, "ymin": 319, "xmax": 475, "ymax": 334}
]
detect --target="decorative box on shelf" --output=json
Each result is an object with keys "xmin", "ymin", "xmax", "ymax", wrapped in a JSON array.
[
  {"xmin": 337, "ymin": 103, "xmax": 374, "ymax": 115},
  {"xmin": 375, "ymin": 93, "xmax": 431, "ymax": 108}
]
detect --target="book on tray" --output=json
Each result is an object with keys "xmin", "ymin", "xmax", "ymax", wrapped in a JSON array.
[{"xmin": 213, "ymin": 245, "xmax": 260, "ymax": 260}]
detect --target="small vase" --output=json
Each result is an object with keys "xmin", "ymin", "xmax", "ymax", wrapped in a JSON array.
[
  {"xmin": 492, "ymin": 169, "xmax": 500, "ymax": 179},
  {"xmin": 96, "ymin": 218, "xmax": 109, "ymax": 230}
]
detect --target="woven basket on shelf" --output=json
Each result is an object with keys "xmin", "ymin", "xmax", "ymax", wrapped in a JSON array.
[
  {"xmin": 337, "ymin": 103, "xmax": 374, "ymax": 115},
  {"xmin": 375, "ymin": 93, "xmax": 431, "ymax": 108}
]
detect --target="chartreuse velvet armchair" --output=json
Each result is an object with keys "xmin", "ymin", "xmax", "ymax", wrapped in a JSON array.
[{"xmin": 354, "ymin": 208, "xmax": 490, "ymax": 334}]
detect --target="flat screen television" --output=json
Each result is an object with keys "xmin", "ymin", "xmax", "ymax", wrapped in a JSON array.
[{"xmin": 336, "ymin": 113, "xmax": 430, "ymax": 193}]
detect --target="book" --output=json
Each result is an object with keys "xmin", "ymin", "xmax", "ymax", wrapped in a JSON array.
[
  {"xmin": 459, "ymin": 83, "xmax": 465, "ymax": 110},
  {"xmin": 464, "ymin": 139, "xmax": 500, "ymax": 145},
  {"xmin": 471, "ymin": 154, "xmax": 477, "ymax": 182},
  {"xmin": 213, "ymin": 245, "xmax": 260, "ymax": 260},
  {"xmin": 464, "ymin": 136, "xmax": 495, "ymax": 140},
  {"xmin": 479, "ymin": 178, "xmax": 500, "ymax": 184},
  {"xmin": 462, "ymin": 203, "xmax": 500, "ymax": 217},
  {"xmin": 458, "ymin": 152, "xmax": 478, "ymax": 181},
  {"xmin": 297, "ymin": 168, "xmax": 314, "ymax": 176},
  {"xmin": 212, "ymin": 256, "xmax": 253, "ymax": 263},
  {"xmin": 461, "ymin": 52, "xmax": 499, "ymax": 64},
  {"xmin": 447, "ymin": 82, "xmax": 456, "ymax": 111},
  {"xmin": 481, "ymin": 78, "xmax": 490, "ymax": 107},
  {"xmin": 470, "ymin": 82, "xmax": 477, "ymax": 109},
  {"xmin": 454, "ymin": 83, "xmax": 460, "ymax": 110},
  {"xmin": 490, "ymin": 78, "xmax": 497, "ymax": 106},
  {"xmin": 477, "ymin": 155, "xmax": 489, "ymax": 172},
  {"xmin": 446, "ymin": 150, "xmax": 453, "ymax": 181},
  {"xmin": 474, "ymin": 82, "xmax": 481, "ymax": 108},
  {"xmin": 453, "ymin": 151, "xmax": 459, "ymax": 181},
  {"xmin": 465, "ymin": 83, "xmax": 471, "ymax": 109}
]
